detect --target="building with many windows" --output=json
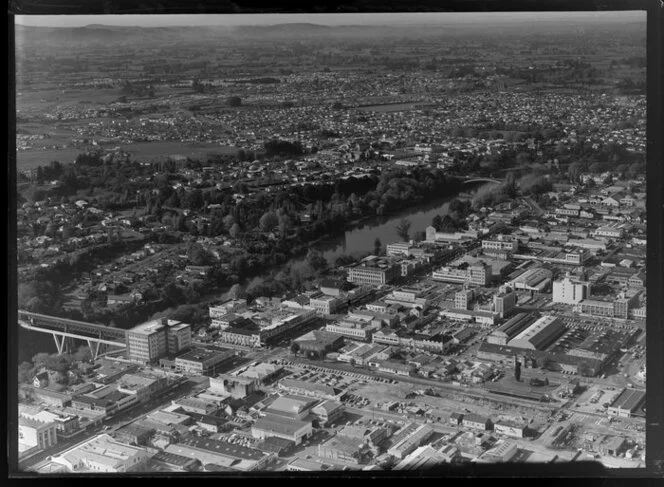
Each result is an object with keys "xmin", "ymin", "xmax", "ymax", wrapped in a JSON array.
[
  {"xmin": 574, "ymin": 294, "xmax": 638, "ymax": 319},
  {"xmin": 347, "ymin": 257, "xmax": 400, "ymax": 286},
  {"xmin": 468, "ymin": 262, "xmax": 492, "ymax": 286},
  {"xmin": 493, "ymin": 285, "xmax": 516, "ymax": 318},
  {"xmin": 125, "ymin": 318, "xmax": 192, "ymax": 364},
  {"xmin": 455, "ymin": 288, "xmax": 475, "ymax": 310},
  {"xmin": 308, "ymin": 293, "xmax": 344, "ymax": 315},
  {"xmin": 552, "ymin": 273, "xmax": 591, "ymax": 304},
  {"xmin": 432, "ymin": 262, "xmax": 492, "ymax": 287},
  {"xmin": 482, "ymin": 236, "xmax": 518, "ymax": 255},
  {"xmin": 326, "ymin": 315, "xmax": 377, "ymax": 341},
  {"xmin": 209, "ymin": 299, "xmax": 248, "ymax": 320},
  {"xmin": 19, "ymin": 416, "xmax": 58, "ymax": 453},
  {"xmin": 386, "ymin": 242, "xmax": 412, "ymax": 256},
  {"xmin": 171, "ymin": 348, "xmax": 235, "ymax": 375}
]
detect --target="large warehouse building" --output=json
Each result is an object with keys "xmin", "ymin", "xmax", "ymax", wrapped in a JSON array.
[
  {"xmin": 487, "ymin": 312, "xmax": 540, "ymax": 346},
  {"xmin": 607, "ymin": 388, "xmax": 646, "ymax": 418},
  {"xmin": 507, "ymin": 315, "xmax": 566, "ymax": 351}
]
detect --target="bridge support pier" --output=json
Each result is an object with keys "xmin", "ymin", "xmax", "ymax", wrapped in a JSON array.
[
  {"xmin": 52, "ymin": 334, "xmax": 70, "ymax": 355},
  {"xmin": 86, "ymin": 340, "xmax": 109, "ymax": 361},
  {"xmin": 87, "ymin": 340, "xmax": 99, "ymax": 360}
]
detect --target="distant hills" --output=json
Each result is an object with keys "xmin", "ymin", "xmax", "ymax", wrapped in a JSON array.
[{"xmin": 14, "ymin": 19, "xmax": 645, "ymax": 48}]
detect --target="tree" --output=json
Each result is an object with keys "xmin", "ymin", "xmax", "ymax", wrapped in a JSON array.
[
  {"xmin": 259, "ymin": 212, "xmax": 279, "ymax": 233},
  {"xmin": 222, "ymin": 214, "xmax": 236, "ymax": 230},
  {"xmin": 413, "ymin": 230, "xmax": 427, "ymax": 243},
  {"xmin": 290, "ymin": 342, "xmax": 300, "ymax": 355},
  {"xmin": 432, "ymin": 214, "xmax": 443, "ymax": 231},
  {"xmin": 74, "ymin": 345, "xmax": 92, "ymax": 363},
  {"xmin": 187, "ymin": 243, "xmax": 212, "ymax": 266},
  {"xmin": 373, "ymin": 238, "xmax": 382, "ymax": 256},
  {"xmin": 18, "ymin": 361, "xmax": 35, "ymax": 384},
  {"xmin": 229, "ymin": 223, "xmax": 241, "ymax": 239},
  {"xmin": 226, "ymin": 96, "xmax": 242, "ymax": 107},
  {"xmin": 504, "ymin": 172, "xmax": 518, "ymax": 199},
  {"xmin": 589, "ymin": 162, "xmax": 603, "ymax": 174},
  {"xmin": 395, "ymin": 218, "xmax": 412, "ymax": 242},
  {"xmin": 306, "ymin": 249, "xmax": 328, "ymax": 273},
  {"xmin": 228, "ymin": 283, "xmax": 245, "ymax": 300},
  {"xmin": 568, "ymin": 162, "xmax": 582, "ymax": 183}
]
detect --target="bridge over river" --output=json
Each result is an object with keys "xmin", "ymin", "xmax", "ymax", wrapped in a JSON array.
[{"xmin": 18, "ymin": 310, "xmax": 126, "ymax": 360}]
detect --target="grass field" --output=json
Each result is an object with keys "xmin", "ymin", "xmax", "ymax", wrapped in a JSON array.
[
  {"xmin": 16, "ymin": 141, "xmax": 240, "ymax": 170},
  {"xmin": 356, "ymin": 103, "xmax": 418, "ymax": 112}
]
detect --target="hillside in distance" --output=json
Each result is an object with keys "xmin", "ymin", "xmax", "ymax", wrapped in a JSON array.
[{"xmin": 15, "ymin": 18, "xmax": 646, "ymax": 50}]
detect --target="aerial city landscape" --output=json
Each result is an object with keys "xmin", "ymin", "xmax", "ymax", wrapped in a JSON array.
[{"xmin": 14, "ymin": 12, "xmax": 647, "ymax": 474}]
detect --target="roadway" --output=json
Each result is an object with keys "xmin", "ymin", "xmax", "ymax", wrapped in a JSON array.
[{"xmin": 284, "ymin": 356, "xmax": 561, "ymax": 413}]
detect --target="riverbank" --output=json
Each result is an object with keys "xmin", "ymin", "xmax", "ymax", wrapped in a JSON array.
[{"xmin": 18, "ymin": 181, "xmax": 488, "ymax": 360}]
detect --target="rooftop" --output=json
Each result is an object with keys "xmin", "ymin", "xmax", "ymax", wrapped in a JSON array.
[
  {"xmin": 253, "ymin": 413, "xmax": 311, "ymax": 436},
  {"xmin": 181, "ymin": 438, "xmax": 266, "ymax": 461},
  {"xmin": 176, "ymin": 348, "xmax": 233, "ymax": 363},
  {"xmin": 610, "ymin": 388, "xmax": 646, "ymax": 412}
]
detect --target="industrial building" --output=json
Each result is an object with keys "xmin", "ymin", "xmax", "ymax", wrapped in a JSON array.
[
  {"xmin": 509, "ymin": 267, "xmax": 553, "ymax": 292},
  {"xmin": 387, "ymin": 423, "xmax": 434, "ymax": 459},
  {"xmin": 251, "ymin": 414, "xmax": 312, "ymax": 445},
  {"xmin": 507, "ymin": 315, "xmax": 565, "ymax": 351},
  {"xmin": 487, "ymin": 313, "xmax": 539, "ymax": 346},
  {"xmin": 607, "ymin": 388, "xmax": 646, "ymax": 418},
  {"xmin": 166, "ymin": 438, "xmax": 274, "ymax": 472}
]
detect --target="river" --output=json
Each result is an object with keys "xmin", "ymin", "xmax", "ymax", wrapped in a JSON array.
[
  {"xmin": 297, "ymin": 187, "xmax": 480, "ymax": 265},
  {"xmin": 17, "ymin": 182, "xmax": 490, "ymax": 362}
]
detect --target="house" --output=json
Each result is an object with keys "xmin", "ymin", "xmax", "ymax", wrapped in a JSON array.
[
  {"xmin": 377, "ymin": 360, "xmax": 415, "ymax": 377},
  {"xmin": 462, "ymin": 414, "xmax": 492, "ymax": 431},
  {"xmin": 33, "ymin": 371, "xmax": 49, "ymax": 388},
  {"xmin": 311, "ymin": 400, "xmax": 345, "ymax": 427},
  {"xmin": 449, "ymin": 412, "xmax": 464, "ymax": 426},
  {"xmin": 602, "ymin": 436, "xmax": 629, "ymax": 457},
  {"xmin": 493, "ymin": 421, "xmax": 527, "ymax": 438}
]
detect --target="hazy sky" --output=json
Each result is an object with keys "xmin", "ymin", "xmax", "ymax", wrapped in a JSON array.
[{"xmin": 15, "ymin": 11, "xmax": 645, "ymax": 28}]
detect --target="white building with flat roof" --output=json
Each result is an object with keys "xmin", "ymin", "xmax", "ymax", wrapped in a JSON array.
[
  {"xmin": 552, "ymin": 273, "xmax": 590, "ymax": 304},
  {"xmin": 52, "ymin": 434, "xmax": 149, "ymax": 473},
  {"xmin": 19, "ymin": 415, "xmax": 58, "ymax": 454}
]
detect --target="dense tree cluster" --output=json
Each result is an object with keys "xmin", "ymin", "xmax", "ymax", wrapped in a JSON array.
[{"xmin": 263, "ymin": 139, "xmax": 304, "ymax": 158}]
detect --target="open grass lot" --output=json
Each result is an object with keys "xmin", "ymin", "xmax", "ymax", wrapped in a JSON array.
[
  {"xmin": 16, "ymin": 88, "xmax": 123, "ymax": 114},
  {"xmin": 16, "ymin": 141, "xmax": 240, "ymax": 170},
  {"xmin": 356, "ymin": 103, "xmax": 418, "ymax": 112},
  {"xmin": 121, "ymin": 141, "xmax": 239, "ymax": 161},
  {"xmin": 16, "ymin": 148, "xmax": 85, "ymax": 169}
]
